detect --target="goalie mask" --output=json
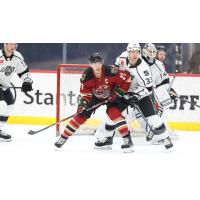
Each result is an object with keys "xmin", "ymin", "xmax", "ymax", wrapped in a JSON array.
[{"xmin": 142, "ymin": 43, "xmax": 157, "ymax": 64}]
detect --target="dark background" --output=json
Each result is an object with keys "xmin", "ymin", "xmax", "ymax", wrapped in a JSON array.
[{"xmin": 1, "ymin": 43, "xmax": 199, "ymax": 73}]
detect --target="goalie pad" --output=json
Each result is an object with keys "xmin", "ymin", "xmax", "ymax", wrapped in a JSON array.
[{"xmin": 153, "ymin": 85, "xmax": 173, "ymax": 109}]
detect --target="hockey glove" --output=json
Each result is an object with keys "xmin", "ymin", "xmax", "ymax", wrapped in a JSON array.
[
  {"xmin": 108, "ymin": 92, "xmax": 117, "ymax": 102},
  {"xmin": 169, "ymin": 88, "xmax": 178, "ymax": 100},
  {"xmin": 124, "ymin": 93, "xmax": 139, "ymax": 108},
  {"xmin": 77, "ymin": 98, "xmax": 88, "ymax": 113},
  {"xmin": 108, "ymin": 86, "xmax": 127, "ymax": 102},
  {"xmin": 21, "ymin": 78, "xmax": 33, "ymax": 93}
]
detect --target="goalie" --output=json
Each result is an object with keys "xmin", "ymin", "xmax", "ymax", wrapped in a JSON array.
[
  {"xmin": 55, "ymin": 53, "xmax": 134, "ymax": 153},
  {"xmin": 141, "ymin": 43, "xmax": 178, "ymax": 142}
]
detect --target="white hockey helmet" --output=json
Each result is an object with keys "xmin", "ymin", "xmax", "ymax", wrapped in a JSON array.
[
  {"xmin": 127, "ymin": 43, "xmax": 141, "ymax": 53},
  {"xmin": 142, "ymin": 43, "xmax": 157, "ymax": 62},
  {"xmin": 4, "ymin": 43, "xmax": 18, "ymax": 50}
]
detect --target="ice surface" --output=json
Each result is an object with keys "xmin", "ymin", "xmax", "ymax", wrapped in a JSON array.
[{"xmin": 1, "ymin": 124, "xmax": 200, "ymax": 200}]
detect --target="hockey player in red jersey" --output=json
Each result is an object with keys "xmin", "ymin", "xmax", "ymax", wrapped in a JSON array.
[{"xmin": 55, "ymin": 53, "xmax": 133, "ymax": 152}]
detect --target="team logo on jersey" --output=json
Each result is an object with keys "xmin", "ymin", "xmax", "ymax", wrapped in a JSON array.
[
  {"xmin": 93, "ymin": 85, "xmax": 110, "ymax": 99},
  {"xmin": 0, "ymin": 66, "xmax": 15, "ymax": 76},
  {"xmin": 0, "ymin": 60, "xmax": 4, "ymax": 64},
  {"xmin": 120, "ymin": 60, "xmax": 125, "ymax": 66},
  {"xmin": 143, "ymin": 70, "xmax": 150, "ymax": 76}
]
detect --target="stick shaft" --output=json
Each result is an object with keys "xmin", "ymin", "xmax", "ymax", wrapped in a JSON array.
[{"xmin": 29, "ymin": 100, "xmax": 108, "ymax": 134}]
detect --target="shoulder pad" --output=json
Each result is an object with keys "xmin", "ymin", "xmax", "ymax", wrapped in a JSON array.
[
  {"xmin": 155, "ymin": 59, "xmax": 166, "ymax": 68},
  {"xmin": 119, "ymin": 51, "xmax": 128, "ymax": 57},
  {"xmin": 80, "ymin": 67, "xmax": 93, "ymax": 82},
  {"xmin": 115, "ymin": 58, "xmax": 127, "ymax": 68},
  {"xmin": 104, "ymin": 65, "xmax": 119, "ymax": 76},
  {"xmin": 14, "ymin": 51, "xmax": 24, "ymax": 61},
  {"xmin": 155, "ymin": 59, "xmax": 163, "ymax": 65}
]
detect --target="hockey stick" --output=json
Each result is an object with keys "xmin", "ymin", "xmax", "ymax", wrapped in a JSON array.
[
  {"xmin": 124, "ymin": 94, "xmax": 160, "ymax": 140},
  {"xmin": 27, "ymin": 100, "xmax": 108, "ymax": 135},
  {"xmin": 133, "ymin": 104, "xmax": 161, "ymax": 141},
  {"xmin": 0, "ymin": 85, "xmax": 22, "ymax": 89},
  {"xmin": 168, "ymin": 69, "xmax": 178, "ymax": 92}
]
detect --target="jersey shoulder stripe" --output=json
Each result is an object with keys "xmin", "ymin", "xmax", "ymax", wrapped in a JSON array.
[{"xmin": 13, "ymin": 51, "xmax": 24, "ymax": 62}]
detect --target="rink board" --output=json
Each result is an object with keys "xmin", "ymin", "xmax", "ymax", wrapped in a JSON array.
[{"xmin": 7, "ymin": 70, "xmax": 200, "ymax": 131}]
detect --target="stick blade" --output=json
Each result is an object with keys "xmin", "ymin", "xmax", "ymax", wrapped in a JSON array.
[{"xmin": 28, "ymin": 130, "xmax": 37, "ymax": 135}]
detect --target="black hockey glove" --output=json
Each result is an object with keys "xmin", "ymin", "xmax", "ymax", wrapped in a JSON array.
[
  {"xmin": 124, "ymin": 93, "xmax": 139, "ymax": 108},
  {"xmin": 108, "ymin": 92, "xmax": 117, "ymax": 102},
  {"xmin": 21, "ymin": 78, "xmax": 33, "ymax": 93},
  {"xmin": 77, "ymin": 98, "xmax": 88, "ymax": 114},
  {"xmin": 169, "ymin": 88, "xmax": 178, "ymax": 100}
]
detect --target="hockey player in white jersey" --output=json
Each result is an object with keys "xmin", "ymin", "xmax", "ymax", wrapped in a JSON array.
[
  {"xmin": 94, "ymin": 43, "xmax": 173, "ymax": 150},
  {"xmin": 0, "ymin": 43, "xmax": 33, "ymax": 141},
  {"xmin": 141, "ymin": 43, "xmax": 178, "ymax": 142}
]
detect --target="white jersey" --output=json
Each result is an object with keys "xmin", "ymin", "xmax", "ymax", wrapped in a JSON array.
[
  {"xmin": 147, "ymin": 58, "xmax": 169, "ymax": 89},
  {"xmin": 142, "ymin": 56, "xmax": 172, "ymax": 109},
  {"xmin": 115, "ymin": 51, "xmax": 153, "ymax": 97},
  {"xmin": 0, "ymin": 50, "xmax": 30, "ymax": 88}
]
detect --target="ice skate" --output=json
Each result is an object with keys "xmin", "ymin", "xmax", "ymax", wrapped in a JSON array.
[
  {"xmin": 146, "ymin": 131, "xmax": 154, "ymax": 141},
  {"xmin": 94, "ymin": 136, "xmax": 113, "ymax": 149},
  {"xmin": 163, "ymin": 136, "xmax": 173, "ymax": 150},
  {"xmin": 55, "ymin": 135, "xmax": 68, "ymax": 148},
  {"xmin": 121, "ymin": 133, "xmax": 134, "ymax": 153},
  {"xmin": 0, "ymin": 130, "xmax": 12, "ymax": 142}
]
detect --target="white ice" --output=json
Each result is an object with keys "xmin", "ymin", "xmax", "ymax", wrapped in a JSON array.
[{"xmin": 1, "ymin": 124, "xmax": 200, "ymax": 200}]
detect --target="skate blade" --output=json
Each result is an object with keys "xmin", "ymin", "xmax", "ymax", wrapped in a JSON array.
[
  {"xmin": 94, "ymin": 145, "xmax": 112, "ymax": 150},
  {"xmin": 151, "ymin": 141, "xmax": 163, "ymax": 145},
  {"xmin": 0, "ymin": 138, "xmax": 12, "ymax": 142},
  {"xmin": 165, "ymin": 144, "xmax": 173, "ymax": 150},
  {"xmin": 122, "ymin": 147, "xmax": 134, "ymax": 153}
]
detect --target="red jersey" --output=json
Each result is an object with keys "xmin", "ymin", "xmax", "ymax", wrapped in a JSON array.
[{"xmin": 80, "ymin": 65, "xmax": 132, "ymax": 102}]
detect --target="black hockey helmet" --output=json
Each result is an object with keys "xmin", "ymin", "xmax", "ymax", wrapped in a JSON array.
[
  {"xmin": 88, "ymin": 53, "xmax": 104, "ymax": 63},
  {"xmin": 156, "ymin": 45, "xmax": 167, "ymax": 52}
]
